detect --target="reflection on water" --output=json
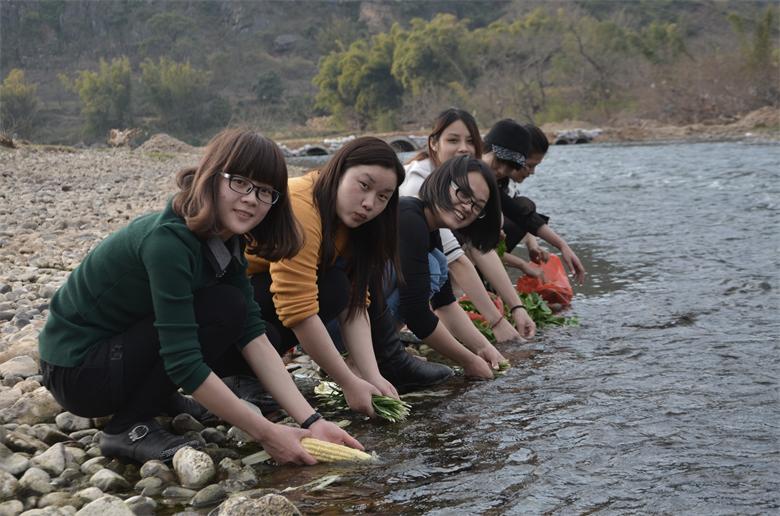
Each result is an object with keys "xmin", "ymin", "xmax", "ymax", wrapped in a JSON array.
[{"xmin": 270, "ymin": 142, "xmax": 780, "ymax": 514}]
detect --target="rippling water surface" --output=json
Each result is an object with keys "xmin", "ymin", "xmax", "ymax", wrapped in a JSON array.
[{"xmin": 265, "ymin": 141, "xmax": 780, "ymax": 514}]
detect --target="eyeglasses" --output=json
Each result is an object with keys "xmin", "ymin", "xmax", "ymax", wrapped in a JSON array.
[
  {"xmin": 220, "ymin": 172, "xmax": 280, "ymax": 205},
  {"xmin": 450, "ymin": 181, "xmax": 486, "ymax": 219}
]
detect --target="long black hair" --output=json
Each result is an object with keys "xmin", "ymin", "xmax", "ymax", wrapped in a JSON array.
[{"xmin": 313, "ymin": 137, "xmax": 405, "ymax": 319}]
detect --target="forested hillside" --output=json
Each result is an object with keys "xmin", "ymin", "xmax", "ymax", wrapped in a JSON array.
[{"xmin": 1, "ymin": 0, "xmax": 777, "ymax": 144}]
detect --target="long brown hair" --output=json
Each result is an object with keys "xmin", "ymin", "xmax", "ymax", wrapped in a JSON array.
[
  {"xmin": 313, "ymin": 136, "xmax": 405, "ymax": 319},
  {"xmin": 173, "ymin": 128, "xmax": 301, "ymax": 261},
  {"xmin": 409, "ymin": 108, "xmax": 483, "ymax": 166}
]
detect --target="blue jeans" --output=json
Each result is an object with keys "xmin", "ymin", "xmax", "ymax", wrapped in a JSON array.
[{"xmin": 385, "ymin": 248, "xmax": 448, "ymax": 324}]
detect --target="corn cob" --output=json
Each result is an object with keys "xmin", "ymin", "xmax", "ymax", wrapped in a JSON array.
[{"xmin": 301, "ymin": 437, "xmax": 374, "ymax": 462}]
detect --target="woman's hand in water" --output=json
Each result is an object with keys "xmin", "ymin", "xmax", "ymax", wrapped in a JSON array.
[
  {"xmin": 492, "ymin": 318, "xmax": 522, "ymax": 343},
  {"xmin": 341, "ymin": 377, "xmax": 380, "ymax": 417},
  {"xmin": 365, "ymin": 374, "xmax": 399, "ymax": 400},
  {"xmin": 257, "ymin": 424, "xmax": 316, "ymax": 465},
  {"xmin": 561, "ymin": 246, "xmax": 586, "ymax": 285},
  {"xmin": 463, "ymin": 354, "xmax": 494, "ymax": 380},
  {"xmin": 308, "ymin": 419, "xmax": 364, "ymax": 450},
  {"xmin": 476, "ymin": 343, "xmax": 506, "ymax": 369},
  {"xmin": 511, "ymin": 306, "xmax": 536, "ymax": 339}
]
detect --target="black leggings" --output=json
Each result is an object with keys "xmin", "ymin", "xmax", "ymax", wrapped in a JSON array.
[
  {"xmin": 41, "ymin": 284, "xmax": 254, "ymax": 434},
  {"xmin": 251, "ymin": 267, "xmax": 349, "ymax": 355}
]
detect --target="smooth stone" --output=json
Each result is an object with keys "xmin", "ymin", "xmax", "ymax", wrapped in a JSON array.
[
  {"xmin": 28, "ymin": 425, "xmax": 70, "ymax": 446},
  {"xmin": 68, "ymin": 430, "xmax": 98, "ymax": 441},
  {"xmin": 51, "ymin": 468, "xmax": 81, "ymax": 489},
  {"xmin": 226, "ymin": 426, "xmax": 251, "ymax": 444},
  {"xmin": 123, "ymin": 496, "xmax": 155, "ymax": 516},
  {"xmin": 216, "ymin": 458, "xmax": 241, "ymax": 478},
  {"xmin": 0, "ymin": 469, "xmax": 18, "ymax": 501},
  {"xmin": 0, "ymin": 500, "xmax": 23, "ymax": 516},
  {"xmin": 74, "ymin": 495, "xmax": 134, "ymax": 516},
  {"xmin": 17, "ymin": 507, "xmax": 76, "ymax": 515},
  {"xmin": 170, "ymin": 414, "xmax": 204, "ymax": 434},
  {"xmin": 0, "ymin": 442, "xmax": 30, "ymax": 476},
  {"xmin": 72, "ymin": 487, "xmax": 103, "ymax": 506},
  {"xmin": 0, "ymin": 387, "xmax": 61, "ymax": 425},
  {"xmin": 138, "ymin": 461, "xmax": 175, "ymax": 483},
  {"xmin": 172, "ymin": 447, "xmax": 215, "ymax": 489},
  {"xmin": 160, "ymin": 485, "xmax": 196, "ymax": 499},
  {"xmin": 0, "ymin": 356, "xmax": 38, "ymax": 379},
  {"xmin": 88, "ymin": 469, "xmax": 130, "ymax": 493},
  {"xmin": 133, "ymin": 476, "xmax": 162, "ymax": 492},
  {"xmin": 200, "ymin": 428, "xmax": 226, "ymax": 445},
  {"xmin": 79, "ymin": 457, "xmax": 106, "ymax": 476},
  {"xmin": 215, "ymin": 494, "xmax": 301, "ymax": 516},
  {"xmin": 55, "ymin": 413, "xmax": 92, "ymax": 433},
  {"xmin": 189, "ymin": 484, "xmax": 226, "ymax": 508},
  {"xmin": 0, "ymin": 430, "xmax": 48, "ymax": 454},
  {"xmin": 13, "ymin": 379, "xmax": 40, "ymax": 394},
  {"xmin": 30, "ymin": 443, "xmax": 67, "ymax": 476},
  {"xmin": 36, "ymin": 492, "xmax": 75, "ymax": 509},
  {"xmin": 18, "ymin": 467, "xmax": 52, "ymax": 496}
]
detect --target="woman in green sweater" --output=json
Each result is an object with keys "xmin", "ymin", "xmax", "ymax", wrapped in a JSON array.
[{"xmin": 38, "ymin": 129, "xmax": 362, "ymax": 464}]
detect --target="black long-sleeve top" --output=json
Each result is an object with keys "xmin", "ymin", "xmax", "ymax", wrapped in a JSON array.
[{"xmin": 397, "ymin": 197, "xmax": 456, "ymax": 339}]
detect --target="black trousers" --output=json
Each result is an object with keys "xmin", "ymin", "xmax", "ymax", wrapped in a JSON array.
[
  {"xmin": 41, "ymin": 284, "xmax": 254, "ymax": 434},
  {"xmin": 250, "ymin": 267, "xmax": 350, "ymax": 355}
]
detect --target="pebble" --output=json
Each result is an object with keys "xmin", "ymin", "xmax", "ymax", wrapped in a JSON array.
[
  {"xmin": 0, "ymin": 500, "xmax": 23, "ymax": 515},
  {"xmin": 189, "ymin": 483, "xmax": 226, "ymax": 508},
  {"xmin": 123, "ymin": 495, "xmax": 156, "ymax": 515},
  {"xmin": 216, "ymin": 494, "xmax": 301, "ymax": 516},
  {"xmin": 0, "ymin": 469, "xmax": 18, "ymax": 501},
  {"xmin": 55, "ymin": 413, "xmax": 92, "ymax": 433},
  {"xmin": 75, "ymin": 495, "xmax": 134, "ymax": 516},
  {"xmin": 18, "ymin": 467, "xmax": 53, "ymax": 496},
  {"xmin": 89, "ymin": 469, "xmax": 130, "ymax": 493},
  {"xmin": 172, "ymin": 447, "xmax": 215, "ymax": 489}
]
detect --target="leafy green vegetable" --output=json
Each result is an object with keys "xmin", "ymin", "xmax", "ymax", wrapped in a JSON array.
[
  {"xmin": 517, "ymin": 292, "xmax": 579, "ymax": 327},
  {"xmin": 496, "ymin": 237, "xmax": 507, "ymax": 258},
  {"xmin": 314, "ymin": 381, "xmax": 411, "ymax": 423}
]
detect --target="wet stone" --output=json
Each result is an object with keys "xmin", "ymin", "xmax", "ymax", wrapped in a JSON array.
[
  {"xmin": 89, "ymin": 468, "xmax": 130, "ymax": 493},
  {"xmin": 200, "ymin": 428, "xmax": 226, "ymax": 445},
  {"xmin": 124, "ymin": 495, "xmax": 156, "ymax": 516},
  {"xmin": 171, "ymin": 414, "xmax": 204, "ymax": 434},
  {"xmin": 138, "ymin": 460, "xmax": 176, "ymax": 483},
  {"xmin": 216, "ymin": 494, "xmax": 301, "ymax": 516},
  {"xmin": 189, "ymin": 483, "xmax": 226, "ymax": 508},
  {"xmin": 161, "ymin": 485, "xmax": 196, "ymax": 500}
]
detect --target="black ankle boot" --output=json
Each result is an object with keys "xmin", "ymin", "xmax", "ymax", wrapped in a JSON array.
[
  {"xmin": 370, "ymin": 306, "xmax": 453, "ymax": 394},
  {"xmin": 100, "ymin": 419, "xmax": 202, "ymax": 463}
]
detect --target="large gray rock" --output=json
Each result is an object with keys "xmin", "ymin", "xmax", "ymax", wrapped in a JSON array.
[
  {"xmin": 0, "ymin": 387, "xmax": 61, "ymax": 425},
  {"xmin": 75, "ymin": 495, "xmax": 134, "ymax": 516},
  {"xmin": 0, "ymin": 356, "xmax": 38, "ymax": 379},
  {"xmin": 172, "ymin": 447, "xmax": 215, "ymax": 489},
  {"xmin": 216, "ymin": 494, "xmax": 301, "ymax": 516}
]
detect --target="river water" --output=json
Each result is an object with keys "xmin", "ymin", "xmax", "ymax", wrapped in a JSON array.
[{"xmin": 262, "ymin": 141, "xmax": 780, "ymax": 514}]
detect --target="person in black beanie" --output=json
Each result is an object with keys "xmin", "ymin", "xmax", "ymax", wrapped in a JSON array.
[{"xmin": 483, "ymin": 119, "xmax": 586, "ymax": 284}]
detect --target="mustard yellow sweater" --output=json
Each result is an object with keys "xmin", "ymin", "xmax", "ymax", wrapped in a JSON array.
[{"xmin": 247, "ymin": 172, "xmax": 350, "ymax": 328}]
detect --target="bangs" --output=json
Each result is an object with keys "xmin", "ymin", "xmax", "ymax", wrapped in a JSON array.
[{"xmin": 221, "ymin": 132, "xmax": 289, "ymax": 192}]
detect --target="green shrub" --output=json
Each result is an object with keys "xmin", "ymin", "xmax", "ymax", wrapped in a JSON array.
[{"xmin": 0, "ymin": 69, "xmax": 40, "ymax": 138}]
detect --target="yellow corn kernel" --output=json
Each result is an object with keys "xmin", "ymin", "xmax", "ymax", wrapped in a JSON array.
[{"xmin": 300, "ymin": 438, "xmax": 373, "ymax": 463}]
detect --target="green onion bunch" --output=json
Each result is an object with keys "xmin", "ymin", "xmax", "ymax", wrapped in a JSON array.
[{"xmin": 314, "ymin": 381, "xmax": 411, "ymax": 422}]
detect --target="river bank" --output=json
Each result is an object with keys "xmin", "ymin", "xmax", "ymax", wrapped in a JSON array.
[{"xmin": 0, "ymin": 112, "xmax": 777, "ymax": 514}]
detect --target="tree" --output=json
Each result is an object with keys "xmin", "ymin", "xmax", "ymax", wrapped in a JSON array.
[
  {"xmin": 253, "ymin": 71, "xmax": 284, "ymax": 104},
  {"xmin": 61, "ymin": 57, "xmax": 132, "ymax": 138},
  {"xmin": 140, "ymin": 57, "xmax": 215, "ymax": 132},
  {"xmin": 0, "ymin": 69, "xmax": 40, "ymax": 138}
]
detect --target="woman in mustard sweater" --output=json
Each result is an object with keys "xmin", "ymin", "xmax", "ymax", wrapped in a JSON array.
[
  {"xmin": 38, "ymin": 129, "xmax": 361, "ymax": 464},
  {"xmin": 249, "ymin": 137, "xmax": 453, "ymax": 415}
]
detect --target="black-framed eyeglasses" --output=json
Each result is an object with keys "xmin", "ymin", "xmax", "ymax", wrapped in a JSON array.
[
  {"xmin": 220, "ymin": 172, "xmax": 280, "ymax": 205},
  {"xmin": 450, "ymin": 181, "xmax": 486, "ymax": 219}
]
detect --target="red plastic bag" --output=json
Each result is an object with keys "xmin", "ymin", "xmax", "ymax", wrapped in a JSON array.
[{"xmin": 515, "ymin": 254, "xmax": 574, "ymax": 306}]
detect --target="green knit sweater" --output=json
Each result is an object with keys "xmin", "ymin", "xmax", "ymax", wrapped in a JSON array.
[{"xmin": 38, "ymin": 201, "xmax": 265, "ymax": 393}]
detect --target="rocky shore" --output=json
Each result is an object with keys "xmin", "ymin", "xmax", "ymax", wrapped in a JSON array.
[
  {"xmin": 0, "ymin": 107, "xmax": 777, "ymax": 515},
  {"xmin": 0, "ymin": 145, "xmax": 321, "ymax": 515}
]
